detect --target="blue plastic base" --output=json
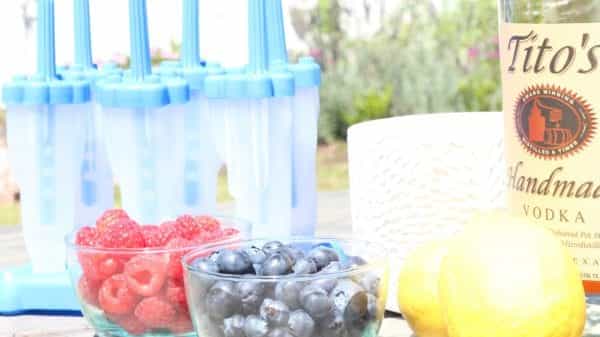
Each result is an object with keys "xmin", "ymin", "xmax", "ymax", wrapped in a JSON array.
[{"xmin": 0, "ymin": 265, "xmax": 82, "ymax": 316}]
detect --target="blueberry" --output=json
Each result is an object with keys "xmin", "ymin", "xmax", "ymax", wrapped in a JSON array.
[
  {"xmin": 209, "ymin": 250, "xmax": 224, "ymax": 263},
  {"xmin": 320, "ymin": 310, "xmax": 347, "ymax": 337},
  {"xmin": 217, "ymin": 250, "xmax": 254, "ymax": 275},
  {"xmin": 293, "ymin": 258, "xmax": 318, "ymax": 275},
  {"xmin": 254, "ymin": 263, "xmax": 264, "ymax": 276},
  {"xmin": 267, "ymin": 327, "xmax": 295, "ymax": 337},
  {"xmin": 263, "ymin": 241, "xmax": 285, "ymax": 255},
  {"xmin": 349, "ymin": 256, "xmax": 367, "ymax": 267},
  {"xmin": 224, "ymin": 315, "xmax": 246, "ymax": 337},
  {"xmin": 194, "ymin": 257, "xmax": 220, "ymax": 273},
  {"xmin": 343, "ymin": 292, "xmax": 379, "ymax": 337},
  {"xmin": 262, "ymin": 253, "xmax": 293, "ymax": 276},
  {"xmin": 260, "ymin": 299, "xmax": 290, "ymax": 326},
  {"xmin": 206, "ymin": 281, "xmax": 241, "ymax": 320},
  {"xmin": 330, "ymin": 280, "xmax": 364, "ymax": 312},
  {"xmin": 237, "ymin": 281, "xmax": 267, "ymax": 314},
  {"xmin": 288, "ymin": 310, "xmax": 315, "ymax": 337},
  {"xmin": 358, "ymin": 273, "xmax": 380, "ymax": 296},
  {"xmin": 300, "ymin": 285, "xmax": 334, "ymax": 319},
  {"xmin": 313, "ymin": 262, "xmax": 344, "ymax": 293},
  {"xmin": 277, "ymin": 247, "xmax": 299, "ymax": 265},
  {"xmin": 244, "ymin": 315, "xmax": 269, "ymax": 337},
  {"xmin": 245, "ymin": 246, "xmax": 268, "ymax": 264},
  {"xmin": 284, "ymin": 245, "xmax": 305, "ymax": 261},
  {"xmin": 307, "ymin": 247, "xmax": 340, "ymax": 270},
  {"xmin": 274, "ymin": 281, "xmax": 304, "ymax": 309}
]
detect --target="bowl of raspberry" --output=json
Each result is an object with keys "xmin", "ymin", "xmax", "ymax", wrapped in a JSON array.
[
  {"xmin": 65, "ymin": 209, "xmax": 251, "ymax": 337},
  {"xmin": 182, "ymin": 238, "xmax": 389, "ymax": 337}
]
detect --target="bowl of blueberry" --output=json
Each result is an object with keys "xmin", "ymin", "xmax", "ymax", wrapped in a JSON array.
[
  {"xmin": 182, "ymin": 238, "xmax": 389, "ymax": 337},
  {"xmin": 65, "ymin": 209, "xmax": 251, "ymax": 337}
]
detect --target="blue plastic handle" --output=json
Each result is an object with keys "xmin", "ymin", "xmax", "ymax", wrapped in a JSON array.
[
  {"xmin": 128, "ymin": 0, "xmax": 151, "ymax": 81},
  {"xmin": 248, "ymin": 0, "xmax": 268, "ymax": 74},
  {"xmin": 266, "ymin": 0, "xmax": 288, "ymax": 68},
  {"xmin": 37, "ymin": 0, "xmax": 57, "ymax": 80},
  {"xmin": 74, "ymin": 0, "xmax": 93, "ymax": 68},
  {"xmin": 182, "ymin": 0, "xmax": 201, "ymax": 68}
]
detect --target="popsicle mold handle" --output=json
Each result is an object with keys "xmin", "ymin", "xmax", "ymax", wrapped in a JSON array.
[
  {"xmin": 74, "ymin": 0, "xmax": 93, "ymax": 68},
  {"xmin": 37, "ymin": 0, "xmax": 57, "ymax": 80},
  {"xmin": 266, "ymin": 0, "xmax": 288, "ymax": 68},
  {"xmin": 128, "ymin": 0, "xmax": 151, "ymax": 81},
  {"xmin": 248, "ymin": 0, "xmax": 268, "ymax": 73},
  {"xmin": 182, "ymin": 0, "xmax": 201, "ymax": 68}
]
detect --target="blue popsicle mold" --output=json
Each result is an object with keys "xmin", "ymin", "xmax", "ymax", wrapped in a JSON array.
[
  {"xmin": 96, "ymin": 0, "xmax": 189, "ymax": 108},
  {"xmin": 2, "ymin": 0, "xmax": 91, "ymax": 106},
  {"xmin": 290, "ymin": 57, "xmax": 321, "ymax": 88},
  {"xmin": 0, "ymin": 266, "xmax": 81, "ymax": 316}
]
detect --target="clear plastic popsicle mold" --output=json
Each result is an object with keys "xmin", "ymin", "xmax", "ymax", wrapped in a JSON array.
[
  {"xmin": 1, "ymin": 0, "xmax": 91, "ymax": 273},
  {"xmin": 96, "ymin": 0, "xmax": 190, "ymax": 224}
]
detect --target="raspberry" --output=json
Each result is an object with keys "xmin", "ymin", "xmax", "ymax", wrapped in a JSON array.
[
  {"xmin": 195, "ymin": 215, "xmax": 221, "ymax": 233},
  {"xmin": 76, "ymin": 226, "xmax": 99, "ymax": 247},
  {"xmin": 141, "ymin": 225, "xmax": 164, "ymax": 247},
  {"xmin": 96, "ymin": 209, "xmax": 129, "ymax": 233},
  {"xmin": 168, "ymin": 313, "xmax": 193, "ymax": 334},
  {"xmin": 78, "ymin": 275, "xmax": 101, "ymax": 306},
  {"xmin": 98, "ymin": 274, "xmax": 140, "ymax": 315},
  {"xmin": 116, "ymin": 315, "xmax": 147, "ymax": 336},
  {"xmin": 134, "ymin": 296, "xmax": 176, "ymax": 329},
  {"xmin": 79, "ymin": 252, "xmax": 124, "ymax": 281},
  {"xmin": 98, "ymin": 219, "xmax": 144, "ymax": 249},
  {"xmin": 222, "ymin": 228, "xmax": 240, "ymax": 237},
  {"xmin": 124, "ymin": 254, "xmax": 168, "ymax": 296},
  {"xmin": 165, "ymin": 279, "xmax": 188, "ymax": 314},
  {"xmin": 175, "ymin": 215, "xmax": 201, "ymax": 240},
  {"xmin": 165, "ymin": 238, "xmax": 194, "ymax": 281},
  {"xmin": 160, "ymin": 221, "xmax": 183, "ymax": 242}
]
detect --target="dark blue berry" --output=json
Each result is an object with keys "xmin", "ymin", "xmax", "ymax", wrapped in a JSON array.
[
  {"xmin": 243, "ymin": 315, "xmax": 269, "ymax": 337},
  {"xmin": 263, "ymin": 241, "xmax": 284, "ymax": 255},
  {"xmin": 237, "ymin": 281, "xmax": 267, "ymax": 314},
  {"xmin": 307, "ymin": 247, "xmax": 339, "ymax": 271},
  {"xmin": 300, "ymin": 285, "xmax": 333, "ymax": 319},
  {"xmin": 223, "ymin": 315, "xmax": 246, "ymax": 337},
  {"xmin": 330, "ymin": 280, "xmax": 364, "ymax": 312},
  {"xmin": 245, "ymin": 246, "xmax": 268, "ymax": 264},
  {"xmin": 293, "ymin": 258, "xmax": 318, "ymax": 275},
  {"xmin": 288, "ymin": 310, "xmax": 315, "ymax": 337},
  {"xmin": 274, "ymin": 281, "xmax": 304, "ymax": 310},
  {"xmin": 217, "ymin": 250, "xmax": 254, "ymax": 275},
  {"xmin": 262, "ymin": 253, "xmax": 293, "ymax": 276},
  {"xmin": 206, "ymin": 281, "xmax": 241, "ymax": 320},
  {"xmin": 193, "ymin": 257, "xmax": 220, "ymax": 273},
  {"xmin": 320, "ymin": 310, "xmax": 347, "ymax": 337},
  {"xmin": 267, "ymin": 328, "xmax": 295, "ymax": 337},
  {"xmin": 260, "ymin": 299, "xmax": 290, "ymax": 326}
]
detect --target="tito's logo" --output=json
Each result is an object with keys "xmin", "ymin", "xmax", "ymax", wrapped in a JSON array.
[{"xmin": 515, "ymin": 85, "xmax": 596, "ymax": 159}]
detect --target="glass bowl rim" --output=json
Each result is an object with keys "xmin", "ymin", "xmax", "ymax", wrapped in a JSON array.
[
  {"xmin": 182, "ymin": 236, "xmax": 389, "ymax": 282},
  {"xmin": 64, "ymin": 214, "xmax": 252, "ymax": 254}
]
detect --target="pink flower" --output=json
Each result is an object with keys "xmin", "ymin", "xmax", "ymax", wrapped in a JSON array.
[{"xmin": 468, "ymin": 47, "xmax": 480, "ymax": 60}]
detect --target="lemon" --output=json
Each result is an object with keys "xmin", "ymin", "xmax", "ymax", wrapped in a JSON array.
[
  {"xmin": 439, "ymin": 219, "xmax": 586, "ymax": 337},
  {"xmin": 397, "ymin": 240, "xmax": 450, "ymax": 337}
]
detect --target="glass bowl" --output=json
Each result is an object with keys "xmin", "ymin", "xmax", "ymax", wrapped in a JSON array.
[
  {"xmin": 182, "ymin": 238, "xmax": 390, "ymax": 337},
  {"xmin": 65, "ymin": 216, "xmax": 251, "ymax": 337}
]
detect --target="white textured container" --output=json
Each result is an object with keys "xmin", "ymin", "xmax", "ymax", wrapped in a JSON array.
[{"xmin": 347, "ymin": 111, "xmax": 506, "ymax": 312}]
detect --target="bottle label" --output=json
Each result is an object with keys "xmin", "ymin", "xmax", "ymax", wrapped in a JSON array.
[{"xmin": 500, "ymin": 22, "xmax": 600, "ymax": 292}]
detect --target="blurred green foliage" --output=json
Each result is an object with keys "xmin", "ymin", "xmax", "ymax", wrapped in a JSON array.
[{"xmin": 294, "ymin": 0, "xmax": 502, "ymax": 142}]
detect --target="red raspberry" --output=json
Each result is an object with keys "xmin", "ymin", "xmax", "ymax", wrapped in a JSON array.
[
  {"xmin": 222, "ymin": 228, "xmax": 240, "ymax": 237},
  {"xmin": 141, "ymin": 225, "xmax": 164, "ymax": 247},
  {"xmin": 124, "ymin": 254, "xmax": 168, "ymax": 296},
  {"xmin": 175, "ymin": 215, "xmax": 201, "ymax": 240},
  {"xmin": 79, "ymin": 252, "xmax": 124, "ymax": 281},
  {"xmin": 195, "ymin": 215, "xmax": 221, "ymax": 233},
  {"xmin": 78, "ymin": 275, "xmax": 101, "ymax": 306},
  {"xmin": 96, "ymin": 209, "xmax": 129, "ymax": 233},
  {"xmin": 160, "ymin": 221, "xmax": 183, "ymax": 242},
  {"xmin": 134, "ymin": 296, "xmax": 176, "ymax": 329},
  {"xmin": 168, "ymin": 313, "xmax": 193, "ymax": 334},
  {"xmin": 165, "ymin": 238, "xmax": 194, "ymax": 281},
  {"xmin": 98, "ymin": 274, "xmax": 140, "ymax": 315},
  {"xmin": 76, "ymin": 226, "xmax": 99, "ymax": 247},
  {"xmin": 98, "ymin": 219, "xmax": 144, "ymax": 249},
  {"xmin": 116, "ymin": 315, "xmax": 147, "ymax": 336},
  {"xmin": 165, "ymin": 279, "xmax": 188, "ymax": 314}
]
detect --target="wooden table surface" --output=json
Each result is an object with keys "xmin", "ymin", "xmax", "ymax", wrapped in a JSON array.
[{"xmin": 0, "ymin": 192, "xmax": 414, "ymax": 337}]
